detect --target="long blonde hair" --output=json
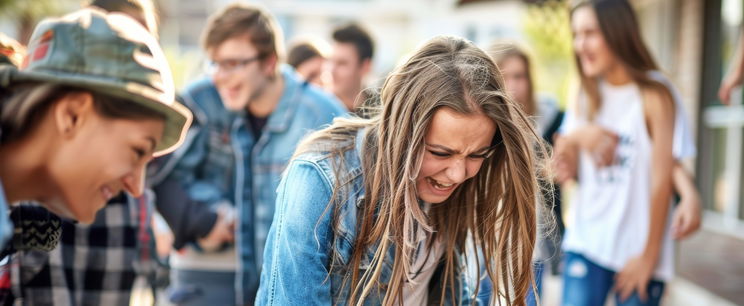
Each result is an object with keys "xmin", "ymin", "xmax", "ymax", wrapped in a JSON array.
[{"xmin": 295, "ymin": 36, "xmax": 544, "ymax": 305}]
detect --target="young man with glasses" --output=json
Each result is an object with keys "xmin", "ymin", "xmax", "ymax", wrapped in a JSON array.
[{"xmin": 153, "ymin": 3, "xmax": 345, "ymax": 305}]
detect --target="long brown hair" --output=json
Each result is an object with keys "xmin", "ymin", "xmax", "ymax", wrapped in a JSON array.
[
  {"xmin": 487, "ymin": 43, "xmax": 537, "ymax": 117},
  {"xmin": 295, "ymin": 36, "xmax": 544, "ymax": 305},
  {"xmin": 571, "ymin": 0, "xmax": 672, "ymax": 119}
]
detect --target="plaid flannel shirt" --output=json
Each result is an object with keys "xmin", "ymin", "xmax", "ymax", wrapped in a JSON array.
[{"xmin": 10, "ymin": 193, "xmax": 157, "ymax": 306}]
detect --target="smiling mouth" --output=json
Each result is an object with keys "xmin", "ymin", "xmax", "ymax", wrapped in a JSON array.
[{"xmin": 427, "ymin": 177, "xmax": 455, "ymax": 191}]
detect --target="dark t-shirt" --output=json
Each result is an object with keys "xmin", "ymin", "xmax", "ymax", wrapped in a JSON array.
[{"xmin": 246, "ymin": 111, "xmax": 268, "ymax": 139}]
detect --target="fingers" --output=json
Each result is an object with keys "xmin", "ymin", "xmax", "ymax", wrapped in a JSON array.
[
  {"xmin": 672, "ymin": 201, "xmax": 703, "ymax": 240},
  {"xmin": 719, "ymin": 83, "xmax": 732, "ymax": 105},
  {"xmin": 637, "ymin": 281, "xmax": 648, "ymax": 302},
  {"xmin": 670, "ymin": 208, "xmax": 685, "ymax": 239},
  {"xmin": 615, "ymin": 272, "xmax": 632, "ymax": 302}
]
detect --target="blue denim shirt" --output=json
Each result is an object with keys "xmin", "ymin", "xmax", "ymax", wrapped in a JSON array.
[
  {"xmin": 257, "ymin": 128, "xmax": 483, "ymax": 305},
  {"xmin": 167, "ymin": 65, "xmax": 345, "ymax": 303},
  {"xmin": 0, "ymin": 179, "xmax": 13, "ymax": 250}
]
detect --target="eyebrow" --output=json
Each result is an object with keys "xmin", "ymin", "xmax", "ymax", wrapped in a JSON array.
[{"xmin": 425, "ymin": 143, "xmax": 492, "ymax": 154}]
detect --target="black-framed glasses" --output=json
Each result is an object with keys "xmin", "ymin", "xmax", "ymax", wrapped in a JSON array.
[{"xmin": 206, "ymin": 56, "xmax": 261, "ymax": 74}]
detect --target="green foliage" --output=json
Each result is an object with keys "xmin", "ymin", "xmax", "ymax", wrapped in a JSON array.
[
  {"xmin": 0, "ymin": 0, "xmax": 76, "ymax": 44},
  {"xmin": 522, "ymin": 0, "xmax": 575, "ymax": 109}
]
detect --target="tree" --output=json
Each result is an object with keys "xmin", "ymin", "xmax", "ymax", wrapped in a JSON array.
[
  {"xmin": 522, "ymin": 0, "xmax": 575, "ymax": 108},
  {"xmin": 0, "ymin": 0, "xmax": 74, "ymax": 44}
]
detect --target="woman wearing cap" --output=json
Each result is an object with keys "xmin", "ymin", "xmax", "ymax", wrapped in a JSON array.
[{"xmin": 0, "ymin": 8, "xmax": 191, "ymax": 248}]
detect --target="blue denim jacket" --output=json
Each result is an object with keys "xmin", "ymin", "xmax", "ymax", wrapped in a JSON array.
[
  {"xmin": 257, "ymin": 128, "xmax": 483, "ymax": 305},
  {"xmin": 0, "ymin": 179, "xmax": 13, "ymax": 250},
  {"xmin": 166, "ymin": 65, "xmax": 345, "ymax": 303}
]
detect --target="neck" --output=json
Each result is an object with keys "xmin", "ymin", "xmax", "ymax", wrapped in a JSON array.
[
  {"xmin": 337, "ymin": 84, "xmax": 362, "ymax": 111},
  {"xmin": 603, "ymin": 64, "xmax": 632, "ymax": 86},
  {"xmin": 0, "ymin": 135, "xmax": 52, "ymax": 205},
  {"xmin": 247, "ymin": 73, "xmax": 285, "ymax": 118}
]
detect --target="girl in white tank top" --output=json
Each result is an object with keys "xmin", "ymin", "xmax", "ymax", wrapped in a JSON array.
[{"xmin": 554, "ymin": 1, "xmax": 681, "ymax": 305}]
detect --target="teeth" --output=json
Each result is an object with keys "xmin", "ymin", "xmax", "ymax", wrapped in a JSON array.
[{"xmin": 428, "ymin": 178, "xmax": 454, "ymax": 190}]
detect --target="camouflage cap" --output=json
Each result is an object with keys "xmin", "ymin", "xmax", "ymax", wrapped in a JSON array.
[{"xmin": 0, "ymin": 8, "xmax": 191, "ymax": 156}]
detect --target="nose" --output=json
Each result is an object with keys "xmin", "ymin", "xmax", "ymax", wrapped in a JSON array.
[
  {"xmin": 574, "ymin": 34, "xmax": 586, "ymax": 54},
  {"xmin": 445, "ymin": 157, "xmax": 468, "ymax": 184},
  {"xmin": 122, "ymin": 165, "xmax": 146, "ymax": 197}
]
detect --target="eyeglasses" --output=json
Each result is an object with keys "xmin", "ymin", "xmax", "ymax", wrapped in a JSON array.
[{"xmin": 206, "ymin": 56, "xmax": 261, "ymax": 74}]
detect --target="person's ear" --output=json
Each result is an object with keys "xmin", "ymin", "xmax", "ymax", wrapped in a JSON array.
[
  {"xmin": 54, "ymin": 91, "xmax": 94, "ymax": 139},
  {"xmin": 262, "ymin": 54, "xmax": 278, "ymax": 76}
]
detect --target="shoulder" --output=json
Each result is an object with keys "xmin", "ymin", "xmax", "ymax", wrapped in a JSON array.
[
  {"xmin": 641, "ymin": 83, "xmax": 675, "ymax": 121},
  {"xmin": 282, "ymin": 66, "xmax": 346, "ymax": 118},
  {"xmin": 297, "ymin": 85, "xmax": 347, "ymax": 117},
  {"xmin": 292, "ymin": 135, "xmax": 363, "ymax": 189},
  {"xmin": 181, "ymin": 77, "xmax": 218, "ymax": 102},
  {"xmin": 180, "ymin": 77, "xmax": 231, "ymax": 125}
]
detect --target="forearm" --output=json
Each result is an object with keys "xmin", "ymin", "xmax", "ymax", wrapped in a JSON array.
[
  {"xmin": 672, "ymin": 162, "xmax": 698, "ymax": 199},
  {"xmin": 643, "ymin": 174, "xmax": 673, "ymax": 261},
  {"xmin": 153, "ymin": 177, "xmax": 218, "ymax": 249},
  {"xmin": 561, "ymin": 126, "xmax": 588, "ymax": 150},
  {"xmin": 730, "ymin": 37, "xmax": 744, "ymax": 82}
]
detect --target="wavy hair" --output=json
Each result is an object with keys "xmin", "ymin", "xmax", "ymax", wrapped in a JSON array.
[{"xmin": 295, "ymin": 36, "xmax": 545, "ymax": 305}]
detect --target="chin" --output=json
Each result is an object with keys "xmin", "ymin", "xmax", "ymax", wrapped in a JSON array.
[
  {"xmin": 222, "ymin": 99, "xmax": 246, "ymax": 111},
  {"xmin": 38, "ymin": 198, "xmax": 77, "ymax": 221},
  {"xmin": 419, "ymin": 193, "xmax": 449, "ymax": 204}
]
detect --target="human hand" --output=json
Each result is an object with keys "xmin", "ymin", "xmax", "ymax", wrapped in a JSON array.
[
  {"xmin": 671, "ymin": 192, "xmax": 702, "ymax": 240},
  {"xmin": 580, "ymin": 125, "xmax": 618, "ymax": 167},
  {"xmin": 718, "ymin": 72, "xmax": 743, "ymax": 105},
  {"xmin": 552, "ymin": 135, "xmax": 578, "ymax": 184},
  {"xmin": 615, "ymin": 255, "xmax": 655, "ymax": 303},
  {"xmin": 197, "ymin": 205, "xmax": 235, "ymax": 252}
]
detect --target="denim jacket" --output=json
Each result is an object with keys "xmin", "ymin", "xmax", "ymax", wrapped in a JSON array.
[
  {"xmin": 257, "ymin": 128, "xmax": 483, "ymax": 305},
  {"xmin": 162, "ymin": 65, "xmax": 345, "ymax": 303},
  {"xmin": 0, "ymin": 178, "xmax": 12, "ymax": 250}
]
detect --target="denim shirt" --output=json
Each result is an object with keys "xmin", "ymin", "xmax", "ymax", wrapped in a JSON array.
[
  {"xmin": 165, "ymin": 65, "xmax": 345, "ymax": 303},
  {"xmin": 257, "ymin": 128, "xmax": 483, "ymax": 305},
  {"xmin": 0, "ymin": 178, "xmax": 13, "ymax": 250}
]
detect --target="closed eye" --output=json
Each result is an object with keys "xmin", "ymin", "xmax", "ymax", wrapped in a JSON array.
[
  {"xmin": 133, "ymin": 147, "xmax": 146, "ymax": 159},
  {"xmin": 428, "ymin": 150, "xmax": 451, "ymax": 157},
  {"xmin": 467, "ymin": 153, "xmax": 489, "ymax": 159}
]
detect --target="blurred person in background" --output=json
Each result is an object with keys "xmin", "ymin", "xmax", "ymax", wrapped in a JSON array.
[
  {"xmin": 487, "ymin": 42, "xmax": 565, "ymax": 306},
  {"xmin": 152, "ymin": 3, "xmax": 345, "ymax": 305},
  {"xmin": 719, "ymin": 30, "xmax": 744, "ymax": 104},
  {"xmin": 328, "ymin": 23, "xmax": 374, "ymax": 112},
  {"xmin": 553, "ymin": 1, "xmax": 700, "ymax": 305},
  {"xmin": 287, "ymin": 40, "xmax": 327, "ymax": 87}
]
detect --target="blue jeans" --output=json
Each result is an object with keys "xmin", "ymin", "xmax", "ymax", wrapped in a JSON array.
[
  {"xmin": 526, "ymin": 262, "xmax": 544, "ymax": 306},
  {"xmin": 561, "ymin": 252, "xmax": 665, "ymax": 306},
  {"xmin": 477, "ymin": 262, "xmax": 544, "ymax": 305},
  {"xmin": 167, "ymin": 270, "xmax": 235, "ymax": 306}
]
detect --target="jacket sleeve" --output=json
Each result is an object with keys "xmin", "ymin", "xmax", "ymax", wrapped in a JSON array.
[
  {"xmin": 256, "ymin": 159, "xmax": 335, "ymax": 305},
  {"xmin": 150, "ymin": 91, "xmax": 221, "ymax": 250},
  {"xmin": 153, "ymin": 175, "xmax": 217, "ymax": 250}
]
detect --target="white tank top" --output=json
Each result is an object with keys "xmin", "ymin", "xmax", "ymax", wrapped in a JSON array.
[{"xmin": 562, "ymin": 80, "xmax": 675, "ymax": 281}]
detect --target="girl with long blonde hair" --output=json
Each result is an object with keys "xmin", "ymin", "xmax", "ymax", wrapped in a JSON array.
[{"xmin": 256, "ymin": 35, "xmax": 545, "ymax": 305}]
